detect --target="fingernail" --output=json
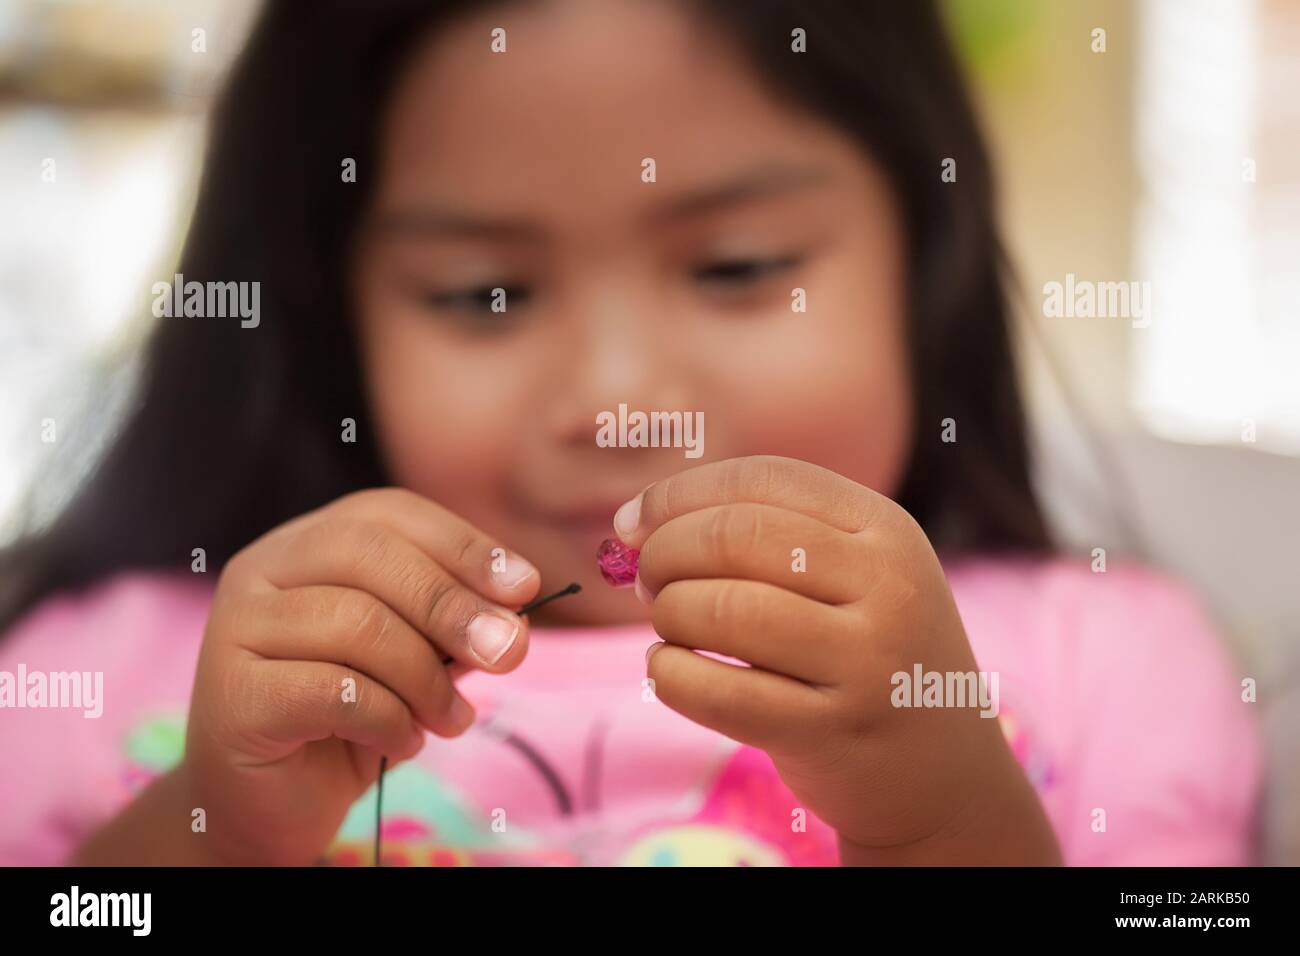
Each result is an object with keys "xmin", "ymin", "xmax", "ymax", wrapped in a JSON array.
[
  {"xmin": 448, "ymin": 693, "xmax": 475, "ymax": 732},
  {"xmin": 634, "ymin": 572, "xmax": 653, "ymax": 605},
  {"xmin": 467, "ymin": 612, "xmax": 519, "ymax": 665},
  {"xmin": 613, "ymin": 493, "xmax": 642, "ymax": 538},
  {"xmin": 646, "ymin": 641, "xmax": 664, "ymax": 664},
  {"xmin": 493, "ymin": 554, "xmax": 538, "ymax": 589}
]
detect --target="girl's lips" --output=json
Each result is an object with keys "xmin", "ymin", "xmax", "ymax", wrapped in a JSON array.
[
  {"xmin": 550, "ymin": 512, "xmax": 619, "ymax": 535},
  {"xmin": 522, "ymin": 492, "xmax": 652, "ymax": 542},
  {"xmin": 536, "ymin": 500, "xmax": 643, "ymax": 531}
]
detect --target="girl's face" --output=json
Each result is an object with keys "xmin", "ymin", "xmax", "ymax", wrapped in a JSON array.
[{"xmin": 352, "ymin": 0, "xmax": 912, "ymax": 626}]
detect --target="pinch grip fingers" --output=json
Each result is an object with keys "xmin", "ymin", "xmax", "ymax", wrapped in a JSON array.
[
  {"xmin": 616, "ymin": 455, "xmax": 881, "ymax": 549},
  {"xmin": 327, "ymin": 488, "xmax": 541, "ymax": 603},
  {"xmin": 436, "ymin": 582, "xmax": 583, "ymax": 677},
  {"xmin": 240, "ymin": 586, "xmax": 476, "ymax": 737},
  {"xmin": 242, "ymin": 659, "xmax": 427, "ymax": 761},
  {"xmin": 264, "ymin": 517, "xmax": 530, "ymax": 673},
  {"xmin": 650, "ymin": 578, "xmax": 853, "ymax": 686},
  {"xmin": 645, "ymin": 643, "xmax": 828, "ymax": 757}
]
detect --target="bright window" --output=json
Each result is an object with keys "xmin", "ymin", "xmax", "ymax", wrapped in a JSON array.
[{"xmin": 1134, "ymin": 0, "xmax": 1300, "ymax": 453}]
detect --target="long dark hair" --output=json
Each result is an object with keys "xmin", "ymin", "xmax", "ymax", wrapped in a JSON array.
[{"xmin": 0, "ymin": 0, "xmax": 1050, "ymax": 636}]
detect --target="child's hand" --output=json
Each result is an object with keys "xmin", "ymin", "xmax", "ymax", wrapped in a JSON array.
[
  {"xmin": 619, "ymin": 456, "xmax": 1060, "ymax": 865},
  {"xmin": 182, "ymin": 488, "xmax": 540, "ymax": 865}
]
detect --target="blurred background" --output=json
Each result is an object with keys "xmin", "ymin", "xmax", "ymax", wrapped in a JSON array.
[{"xmin": 0, "ymin": 0, "xmax": 1296, "ymax": 863}]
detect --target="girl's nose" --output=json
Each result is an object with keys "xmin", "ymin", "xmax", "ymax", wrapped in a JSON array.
[{"xmin": 543, "ymin": 280, "xmax": 691, "ymax": 443}]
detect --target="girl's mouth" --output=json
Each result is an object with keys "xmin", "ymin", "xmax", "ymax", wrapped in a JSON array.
[
  {"xmin": 548, "ymin": 510, "xmax": 621, "ymax": 537},
  {"xmin": 529, "ymin": 496, "xmax": 643, "ymax": 534},
  {"xmin": 528, "ymin": 508, "xmax": 633, "ymax": 551}
]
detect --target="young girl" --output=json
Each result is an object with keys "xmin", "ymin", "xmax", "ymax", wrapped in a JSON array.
[{"xmin": 0, "ymin": 0, "xmax": 1261, "ymax": 866}]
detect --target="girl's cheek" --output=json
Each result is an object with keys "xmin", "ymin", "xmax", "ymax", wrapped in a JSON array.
[
  {"xmin": 725, "ymin": 366, "xmax": 909, "ymax": 497},
  {"xmin": 353, "ymin": 311, "xmax": 509, "ymax": 499},
  {"xmin": 698, "ymin": 293, "xmax": 910, "ymax": 495},
  {"xmin": 369, "ymin": 364, "xmax": 518, "ymax": 498}
]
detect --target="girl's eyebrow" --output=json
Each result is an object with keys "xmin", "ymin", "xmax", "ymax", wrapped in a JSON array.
[
  {"xmin": 369, "ymin": 208, "xmax": 545, "ymax": 244},
  {"xmin": 644, "ymin": 162, "xmax": 835, "ymax": 225},
  {"xmin": 368, "ymin": 162, "xmax": 833, "ymax": 243}
]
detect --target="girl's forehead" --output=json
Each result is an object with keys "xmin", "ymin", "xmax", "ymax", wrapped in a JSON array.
[
  {"xmin": 378, "ymin": 1, "xmax": 794, "ymax": 170},
  {"xmin": 374, "ymin": 38, "xmax": 869, "ymax": 237},
  {"xmin": 365, "ymin": 0, "xmax": 889, "ymax": 252}
]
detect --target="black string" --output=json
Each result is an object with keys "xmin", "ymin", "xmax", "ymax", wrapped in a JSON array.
[
  {"xmin": 373, "ymin": 755, "xmax": 386, "ymax": 866},
  {"xmin": 516, "ymin": 581, "xmax": 582, "ymax": 617},
  {"xmin": 373, "ymin": 581, "xmax": 581, "ymax": 866}
]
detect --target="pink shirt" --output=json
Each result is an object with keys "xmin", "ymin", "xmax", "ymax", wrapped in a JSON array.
[{"xmin": 0, "ymin": 556, "xmax": 1262, "ymax": 866}]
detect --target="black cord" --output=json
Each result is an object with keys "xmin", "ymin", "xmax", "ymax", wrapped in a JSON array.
[
  {"xmin": 516, "ymin": 581, "xmax": 582, "ymax": 617},
  {"xmin": 373, "ymin": 582, "xmax": 581, "ymax": 866},
  {"xmin": 374, "ymin": 755, "xmax": 386, "ymax": 866}
]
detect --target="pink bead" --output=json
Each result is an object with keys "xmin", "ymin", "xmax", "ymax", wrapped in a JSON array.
[{"xmin": 596, "ymin": 538, "xmax": 640, "ymax": 587}]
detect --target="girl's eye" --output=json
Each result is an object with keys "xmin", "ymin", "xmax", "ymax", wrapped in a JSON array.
[
  {"xmin": 693, "ymin": 255, "xmax": 801, "ymax": 288},
  {"xmin": 421, "ymin": 283, "xmax": 532, "ymax": 326}
]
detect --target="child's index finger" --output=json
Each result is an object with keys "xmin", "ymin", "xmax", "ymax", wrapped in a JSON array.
[
  {"xmin": 330, "ymin": 486, "xmax": 541, "ymax": 605},
  {"xmin": 612, "ymin": 455, "xmax": 880, "ymax": 549}
]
